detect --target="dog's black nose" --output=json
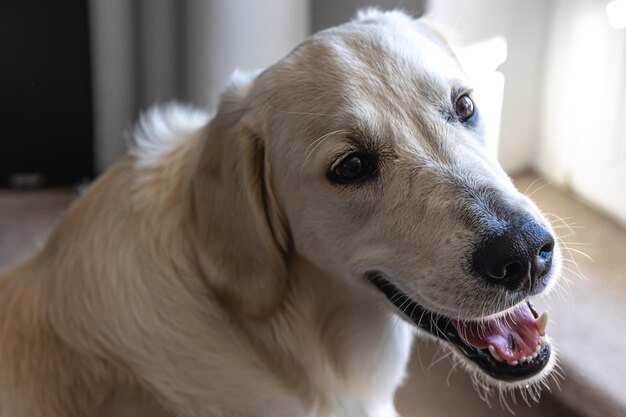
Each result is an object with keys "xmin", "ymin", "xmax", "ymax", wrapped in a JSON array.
[{"xmin": 473, "ymin": 220, "xmax": 555, "ymax": 291}]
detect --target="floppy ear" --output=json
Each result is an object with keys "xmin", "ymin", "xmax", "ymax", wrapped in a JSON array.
[{"xmin": 191, "ymin": 72, "xmax": 290, "ymax": 317}]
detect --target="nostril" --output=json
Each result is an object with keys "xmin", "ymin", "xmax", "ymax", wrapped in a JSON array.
[
  {"xmin": 482, "ymin": 258, "xmax": 526, "ymax": 282},
  {"xmin": 534, "ymin": 236, "xmax": 555, "ymax": 281},
  {"xmin": 538, "ymin": 242, "xmax": 554, "ymax": 261},
  {"xmin": 503, "ymin": 261, "xmax": 522, "ymax": 279},
  {"xmin": 481, "ymin": 256, "xmax": 529, "ymax": 291}
]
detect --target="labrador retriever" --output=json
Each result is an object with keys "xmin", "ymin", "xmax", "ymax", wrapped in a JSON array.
[{"xmin": 0, "ymin": 9, "xmax": 561, "ymax": 417}]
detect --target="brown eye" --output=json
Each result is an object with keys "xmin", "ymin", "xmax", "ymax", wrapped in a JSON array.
[
  {"xmin": 328, "ymin": 152, "xmax": 376, "ymax": 184},
  {"xmin": 455, "ymin": 94, "xmax": 475, "ymax": 122}
]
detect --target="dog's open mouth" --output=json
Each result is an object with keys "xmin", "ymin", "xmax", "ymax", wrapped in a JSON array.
[{"xmin": 368, "ymin": 274, "xmax": 551, "ymax": 382}]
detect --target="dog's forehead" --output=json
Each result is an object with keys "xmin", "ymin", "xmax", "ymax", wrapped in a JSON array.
[
  {"xmin": 253, "ymin": 15, "xmax": 471, "ymax": 156},
  {"xmin": 303, "ymin": 19, "xmax": 464, "ymax": 99},
  {"xmin": 270, "ymin": 18, "xmax": 467, "ymax": 139}
]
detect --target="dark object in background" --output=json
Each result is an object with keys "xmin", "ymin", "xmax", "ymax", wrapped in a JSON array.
[{"xmin": 0, "ymin": 0, "xmax": 93, "ymax": 188}]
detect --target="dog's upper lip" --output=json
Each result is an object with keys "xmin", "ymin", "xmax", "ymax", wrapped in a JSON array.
[{"xmin": 366, "ymin": 273, "xmax": 552, "ymax": 382}]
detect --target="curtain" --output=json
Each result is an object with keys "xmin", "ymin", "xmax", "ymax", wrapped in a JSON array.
[{"xmin": 88, "ymin": 0, "xmax": 309, "ymax": 172}]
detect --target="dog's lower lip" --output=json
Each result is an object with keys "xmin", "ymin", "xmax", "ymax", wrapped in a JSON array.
[{"xmin": 366, "ymin": 273, "xmax": 551, "ymax": 382}]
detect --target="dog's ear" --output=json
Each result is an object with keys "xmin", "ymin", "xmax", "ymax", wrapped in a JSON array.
[{"xmin": 192, "ymin": 70, "xmax": 290, "ymax": 318}]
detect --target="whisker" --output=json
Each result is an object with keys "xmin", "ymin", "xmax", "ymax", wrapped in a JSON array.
[
  {"xmin": 561, "ymin": 246, "xmax": 595, "ymax": 263},
  {"xmin": 302, "ymin": 129, "xmax": 349, "ymax": 169},
  {"xmin": 525, "ymin": 181, "xmax": 552, "ymax": 198},
  {"xmin": 523, "ymin": 177, "xmax": 544, "ymax": 195}
]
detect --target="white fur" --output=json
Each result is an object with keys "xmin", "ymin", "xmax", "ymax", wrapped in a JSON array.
[{"xmin": 130, "ymin": 103, "xmax": 210, "ymax": 170}]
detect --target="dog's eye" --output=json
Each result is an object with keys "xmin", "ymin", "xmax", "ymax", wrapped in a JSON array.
[
  {"xmin": 328, "ymin": 152, "xmax": 376, "ymax": 184},
  {"xmin": 455, "ymin": 94, "xmax": 475, "ymax": 122}
]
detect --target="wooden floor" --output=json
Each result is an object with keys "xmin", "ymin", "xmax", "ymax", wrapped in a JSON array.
[
  {"xmin": 0, "ymin": 188, "xmax": 76, "ymax": 269},
  {"xmin": 3, "ymin": 173, "xmax": 623, "ymax": 416}
]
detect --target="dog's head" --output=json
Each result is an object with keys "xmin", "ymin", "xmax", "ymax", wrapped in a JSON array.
[{"xmin": 199, "ymin": 9, "xmax": 561, "ymax": 388}]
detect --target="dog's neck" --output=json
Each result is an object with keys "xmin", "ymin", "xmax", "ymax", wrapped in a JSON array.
[{"xmin": 226, "ymin": 254, "xmax": 415, "ymax": 415}]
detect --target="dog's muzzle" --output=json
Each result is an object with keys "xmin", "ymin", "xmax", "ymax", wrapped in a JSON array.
[{"xmin": 367, "ymin": 274, "xmax": 551, "ymax": 382}]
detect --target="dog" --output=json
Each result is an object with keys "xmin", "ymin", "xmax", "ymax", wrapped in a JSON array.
[{"xmin": 0, "ymin": 9, "xmax": 561, "ymax": 417}]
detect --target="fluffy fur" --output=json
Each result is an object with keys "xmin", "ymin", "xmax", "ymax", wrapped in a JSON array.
[{"xmin": 0, "ymin": 10, "xmax": 559, "ymax": 417}]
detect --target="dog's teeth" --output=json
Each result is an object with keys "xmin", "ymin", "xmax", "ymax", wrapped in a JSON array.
[
  {"xmin": 531, "ymin": 352, "xmax": 539, "ymax": 359},
  {"xmin": 488, "ymin": 345, "xmax": 503, "ymax": 362},
  {"xmin": 520, "ymin": 356, "xmax": 528, "ymax": 363},
  {"xmin": 535, "ymin": 343, "xmax": 542, "ymax": 353},
  {"xmin": 539, "ymin": 336, "xmax": 547, "ymax": 346},
  {"xmin": 536, "ymin": 311, "xmax": 548, "ymax": 335},
  {"xmin": 507, "ymin": 360, "xmax": 519, "ymax": 366}
]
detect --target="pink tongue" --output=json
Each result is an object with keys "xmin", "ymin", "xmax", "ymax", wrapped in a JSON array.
[{"xmin": 452, "ymin": 304, "xmax": 540, "ymax": 362}]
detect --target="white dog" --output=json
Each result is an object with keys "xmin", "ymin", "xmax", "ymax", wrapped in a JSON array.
[{"xmin": 0, "ymin": 9, "xmax": 560, "ymax": 417}]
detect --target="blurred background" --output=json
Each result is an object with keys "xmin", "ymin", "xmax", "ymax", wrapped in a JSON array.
[{"xmin": 1, "ymin": 0, "xmax": 625, "ymax": 416}]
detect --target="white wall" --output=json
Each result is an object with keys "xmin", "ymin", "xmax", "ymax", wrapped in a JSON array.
[
  {"xmin": 427, "ymin": 0, "xmax": 551, "ymax": 174},
  {"xmin": 539, "ymin": 0, "xmax": 626, "ymax": 226}
]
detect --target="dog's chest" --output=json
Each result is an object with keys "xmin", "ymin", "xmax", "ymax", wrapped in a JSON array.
[{"xmin": 295, "ymin": 309, "xmax": 415, "ymax": 417}]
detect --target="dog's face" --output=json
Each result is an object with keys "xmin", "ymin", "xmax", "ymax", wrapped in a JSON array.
[{"xmin": 240, "ymin": 10, "xmax": 561, "ymax": 386}]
